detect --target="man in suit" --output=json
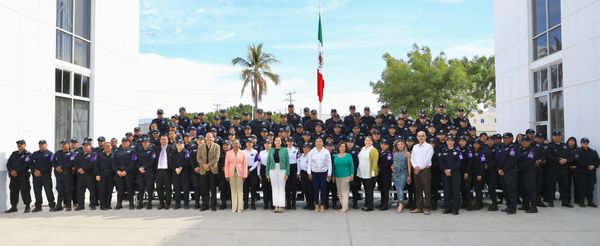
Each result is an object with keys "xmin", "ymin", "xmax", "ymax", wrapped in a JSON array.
[{"xmin": 197, "ymin": 133, "xmax": 221, "ymax": 211}]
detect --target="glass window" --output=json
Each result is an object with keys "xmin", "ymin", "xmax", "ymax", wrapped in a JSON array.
[
  {"xmin": 74, "ymin": 73, "xmax": 82, "ymax": 96},
  {"xmin": 74, "ymin": 38, "xmax": 90, "ymax": 68},
  {"xmin": 62, "ymin": 70, "xmax": 71, "ymax": 94},
  {"xmin": 557, "ymin": 63, "xmax": 563, "ymax": 88},
  {"xmin": 549, "ymin": 26, "xmax": 562, "ymax": 55},
  {"xmin": 533, "ymin": 0, "xmax": 547, "ymax": 36},
  {"xmin": 55, "ymin": 69, "xmax": 62, "ymax": 93},
  {"xmin": 74, "ymin": 0, "xmax": 91, "ymax": 40},
  {"xmin": 535, "ymin": 96, "xmax": 548, "ymax": 122},
  {"xmin": 548, "ymin": 0, "xmax": 561, "ymax": 28},
  {"xmin": 72, "ymin": 100, "xmax": 90, "ymax": 142},
  {"xmin": 550, "ymin": 91, "xmax": 564, "ymax": 134},
  {"xmin": 540, "ymin": 68, "xmax": 548, "ymax": 92},
  {"xmin": 480, "ymin": 119, "xmax": 485, "ymax": 124},
  {"xmin": 536, "ymin": 124, "xmax": 548, "ymax": 137},
  {"xmin": 82, "ymin": 75, "xmax": 90, "ymax": 98},
  {"xmin": 56, "ymin": 0, "xmax": 73, "ymax": 32},
  {"xmin": 534, "ymin": 34, "xmax": 548, "ymax": 60},
  {"xmin": 55, "ymin": 96, "xmax": 72, "ymax": 150},
  {"xmin": 56, "ymin": 30, "xmax": 73, "ymax": 62}
]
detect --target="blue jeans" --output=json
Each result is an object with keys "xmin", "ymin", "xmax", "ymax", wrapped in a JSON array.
[
  {"xmin": 312, "ymin": 172, "xmax": 327, "ymax": 205},
  {"xmin": 393, "ymin": 170, "xmax": 408, "ymax": 205}
]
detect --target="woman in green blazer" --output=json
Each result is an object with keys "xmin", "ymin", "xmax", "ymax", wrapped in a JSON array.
[{"xmin": 266, "ymin": 137, "xmax": 290, "ymax": 213}]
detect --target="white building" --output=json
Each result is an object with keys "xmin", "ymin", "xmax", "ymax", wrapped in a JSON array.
[
  {"xmin": 495, "ymin": 0, "xmax": 600, "ymax": 200},
  {"xmin": 469, "ymin": 107, "xmax": 497, "ymax": 135},
  {"xmin": 0, "ymin": 0, "xmax": 140, "ymax": 209}
]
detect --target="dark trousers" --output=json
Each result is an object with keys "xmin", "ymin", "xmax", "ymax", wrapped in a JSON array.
[
  {"xmin": 136, "ymin": 170, "xmax": 155, "ymax": 204},
  {"xmin": 502, "ymin": 169, "xmax": 518, "ymax": 210},
  {"xmin": 72, "ymin": 174, "xmax": 78, "ymax": 205},
  {"xmin": 326, "ymin": 177, "xmax": 338, "ymax": 207},
  {"xmin": 442, "ymin": 172, "xmax": 461, "ymax": 211},
  {"xmin": 243, "ymin": 169, "xmax": 258, "ymax": 206},
  {"xmin": 485, "ymin": 168, "xmax": 498, "ymax": 204},
  {"xmin": 460, "ymin": 172, "xmax": 472, "ymax": 207},
  {"xmin": 8, "ymin": 173, "xmax": 31, "ymax": 207},
  {"xmin": 98, "ymin": 173, "xmax": 114, "ymax": 208},
  {"xmin": 473, "ymin": 174, "xmax": 484, "ymax": 205},
  {"xmin": 56, "ymin": 172, "xmax": 73, "ymax": 207},
  {"xmin": 414, "ymin": 168, "xmax": 432, "ymax": 210},
  {"xmin": 350, "ymin": 173, "xmax": 361, "ymax": 204},
  {"xmin": 575, "ymin": 172, "xmax": 597, "ymax": 204},
  {"xmin": 377, "ymin": 174, "xmax": 392, "ymax": 206},
  {"xmin": 407, "ymin": 172, "xmax": 415, "ymax": 207},
  {"xmin": 156, "ymin": 169, "xmax": 172, "ymax": 206},
  {"xmin": 260, "ymin": 166, "xmax": 272, "ymax": 208},
  {"xmin": 519, "ymin": 170, "xmax": 536, "ymax": 207},
  {"xmin": 569, "ymin": 169, "xmax": 576, "ymax": 203},
  {"xmin": 535, "ymin": 166, "xmax": 544, "ymax": 203},
  {"xmin": 173, "ymin": 170, "xmax": 191, "ymax": 206},
  {"xmin": 285, "ymin": 164, "xmax": 299, "ymax": 207},
  {"xmin": 33, "ymin": 173, "xmax": 55, "ymax": 208},
  {"xmin": 76, "ymin": 173, "xmax": 97, "ymax": 207},
  {"xmin": 200, "ymin": 172, "xmax": 218, "ymax": 208},
  {"xmin": 115, "ymin": 173, "xmax": 135, "ymax": 205},
  {"xmin": 312, "ymin": 171, "xmax": 328, "ymax": 205},
  {"xmin": 190, "ymin": 171, "xmax": 201, "ymax": 206},
  {"xmin": 544, "ymin": 166, "xmax": 571, "ymax": 203},
  {"xmin": 300, "ymin": 170, "xmax": 313, "ymax": 207},
  {"xmin": 430, "ymin": 166, "xmax": 442, "ymax": 201},
  {"xmin": 359, "ymin": 177, "xmax": 376, "ymax": 209},
  {"xmin": 218, "ymin": 171, "xmax": 230, "ymax": 206}
]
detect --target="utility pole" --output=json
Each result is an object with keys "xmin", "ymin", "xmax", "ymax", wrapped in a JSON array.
[
  {"xmin": 285, "ymin": 91, "xmax": 296, "ymax": 105},
  {"xmin": 213, "ymin": 103, "xmax": 222, "ymax": 112}
]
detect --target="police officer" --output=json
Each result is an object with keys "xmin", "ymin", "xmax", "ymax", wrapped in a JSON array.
[
  {"xmin": 482, "ymin": 135, "xmax": 500, "ymax": 211},
  {"xmin": 453, "ymin": 108, "xmax": 470, "ymax": 128},
  {"xmin": 498, "ymin": 133, "xmax": 519, "ymax": 214},
  {"xmin": 470, "ymin": 138, "xmax": 486, "ymax": 210},
  {"xmin": 219, "ymin": 109, "xmax": 231, "ymax": 130},
  {"xmin": 533, "ymin": 132, "xmax": 547, "ymax": 207},
  {"xmin": 344, "ymin": 105, "xmax": 357, "ymax": 129},
  {"xmin": 440, "ymin": 136, "xmax": 461, "ymax": 215},
  {"xmin": 250, "ymin": 109, "xmax": 271, "ymax": 136},
  {"xmin": 377, "ymin": 139, "xmax": 393, "ymax": 211},
  {"xmin": 113, "ymin": 138, "xmax": 137, "ymax": 210},
  {"xmin": 51, "ymin": 139, "xmax": 75, "ymax": 212},
  {"xmin": 286, "ymin": 104, "xmax": 302, "ymax": 127},
  {"xmin": 136, "ymin": 137, "xmax": 156, "ymax": 209},
  {"xmin": 575, "ymin": 138, "xmax": 599, "ymax": 207},
  {"xmin": 5, "ymin": 140, "xmax": 32, "ymax": 213},
  {"xmin": 362, "ymin": 107, "xmax": 375, "ymax": 128},
  {"xmin": 457, "ymin": 136, "xmax": 473, "ymax": 210},
  {"xmin": 380, "ymin": 104, "xmax": 396, "ymax": 127},
  {"xmin": 544, "ymin": 130, "xmax": 574, "ymax": 207},
  {"xmin": 28, "ymin": 140, "xmax": 56, "ymax": 212},
  {"xmin": 172, "ymin": 139, "xmax": 191, "ymax": 209},
  {"xmin": 151, "ymin": 109, "xmax": 169, "ymax": 135},
  {"xmin": 74, "ymin": 140, "xmax": 98, "ymax": 211},
  {"xmin": 178, "ymin": 107, "xmax": 191, "ymax": 131},
  {"xmin": 95, "ymin": 142, "xmax": 115, "ymax": 210},
  {"xmin": 516, "ymin": 136, "xmax": 538, "ymax": 213}
]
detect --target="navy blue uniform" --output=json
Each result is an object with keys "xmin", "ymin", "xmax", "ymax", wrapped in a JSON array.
[
  {"xmin": 113, "ymin": 146, "xmax": 137, "ymax": 208},
  {"xmin": 458, "ymin": 147, "xmax": 473, "ymax": 209},
  {"xmin": 53, "ymin": 150, "xmax": 76, "ymax": 208},
  {"xmin": 377, "ymin": 149, "xmax": 393, "ymax": 209},
  {"xmin": 6, "ymin": 150, "xmax": 32, "ymax": 208},
  {"xmin": 172, "ymin": 149, "xmax": 191, "ymax": 207},
  {"xmin": 151, "ymin": 117, "xmax": 169, "ymax": 135},
  {"xmin": 74, "ymin": 151, "xmax": 98, "ymax": 209},
  {"xmin": 439, "ymin": 147, "xmax": 462, "ymax": 213},
  {"xmin": 94, "ymin": 151, "xmax": 115, "ymax": 209},
  {"xmin": 136, "ymin": 147, "xmax": 156, "ymax": 208},
  {"xmin": 498, "ymin": 144, "xmax": 519, "ymax": 212},
  {"xmin": 544, "ymin": 142, "xmax": 573, "ymax": 204},
  {"xmin": 517, "ymin": 145, "xmax": 537, "ymax": 209},
  {"xmin": 30, "ymin": 150, "xmax": 56, "ymax": 210},
  {"xmin": 470, "ymin": 149, "xmax": 486, "ymax": 208},
  {"xmin": 575, "ymin": 148, "xmax": 600, "ymax": 205}
]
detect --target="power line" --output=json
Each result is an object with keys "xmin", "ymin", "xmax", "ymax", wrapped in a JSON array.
[
  {"xmin": 212, "ymin": 103, "xmax": 222, "ymax": 112},
  {"xmin": 285, "ymin": 91, "xmax": 296, "ymax": 105}
]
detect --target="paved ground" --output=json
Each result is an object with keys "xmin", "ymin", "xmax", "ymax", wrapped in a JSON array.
[{"xmin": 1, "ymin": 202, "xmax": 600, "ymax": 246}]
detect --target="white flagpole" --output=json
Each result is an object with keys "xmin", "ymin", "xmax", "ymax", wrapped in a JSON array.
[{"xmin": 318, "ymin": 4, "xmax": 322, "ymax": 120}]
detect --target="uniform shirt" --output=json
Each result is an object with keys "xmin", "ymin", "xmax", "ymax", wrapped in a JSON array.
[
  {"xmin": 297, "ymin": 153, "xmax": 310, "ymax": 175},
  {"xmin": 30, "ymin": 150, "xmax": 54, "ymax": 174},
  {"xmin": 244, "ymin": 148, "xmax": 259, "ymax": 172},
  {"xmin": 439, "ymin": 147, "xmax": 462, "ymax": 172},
  {"xmin": 53, "ymin": 149, "xmax": 76, "ymax": 170},
  {"xmin": 498, "ymin": 144, "xmax": 519, "ymax": 172},
  {"xmin": 287, "ymin": 112, "xmax": 302, "ymax": 127},
  {"xmin": 151, "ymin": 117, "xmax": 169, "ymax": 134},
  {"xmin": 517, "ymin": 146, "xmax": 536, "ymax": 172},
  {"xmin": 7, "ymin": 149, "xmax": 31, "ymax": 173},
  {"xmin": 575, "ymin": 148, "xmax": 600, "ymax": 174},
  {"xmin": 75, "ymin": 151, "xmax": 97, "ymax": 173},
  {"xmin": 178, "ymin": 116, "xmax": 191, "ymax": 131},
  {"xmin": 259, "ymin": 150, "xmax": 269, "ymax": 166},
  {"xmin": 545, "ymin": 142, "xmax": 573, "ymax": 168},
  {"xmin": 137, "ymin": 147, "xmax": 157, "ymax": 171},
  {"xmin": 287, "ymin": 147, "xmax": 299, "ymax": 164},
  {"xmin": 411, "ymin": 142, "xmax": 434, "ymax": 169},
  {"xmin": 307, "ymin": 147, "xmax": 332, "ymax": 176},
  {"xmin": 113, "ymin": 146, "xmax": 137, "ymax": 173},
  {"xmin": 95, "ymin": 152, "xmax": 115, "ymax": 176}
]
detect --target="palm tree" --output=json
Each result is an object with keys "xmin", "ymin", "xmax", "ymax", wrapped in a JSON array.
[{"xmin": 232, "ymin": 43, "xmax": 280, "ymax": 119}]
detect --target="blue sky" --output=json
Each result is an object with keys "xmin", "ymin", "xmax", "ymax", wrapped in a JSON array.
[{"xmin": 139, "ymin": 0, "xmax": 493, "ymax": 116}]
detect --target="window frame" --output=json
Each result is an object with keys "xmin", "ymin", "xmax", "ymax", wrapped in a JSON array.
[
  {"xmin": 56, "ymin": 0, "xmax": 92, "ymax": 68},
  {"xmin": 532, "ymin": 0, "xmax": 561, "ymax": 60},
  {"xmin": 532, "ymin": 61, "xmax": 563, "ymax": 137}
]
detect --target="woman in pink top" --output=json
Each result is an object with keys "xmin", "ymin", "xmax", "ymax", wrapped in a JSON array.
[{"xmin": 225, "ymin": 139, "xmax": 248, "ymax": 212}]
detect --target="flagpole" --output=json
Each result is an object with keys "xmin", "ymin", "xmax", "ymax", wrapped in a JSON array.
[{"xmin": 318, "ymin": 4, "xmax": 322, "ymax": 120}]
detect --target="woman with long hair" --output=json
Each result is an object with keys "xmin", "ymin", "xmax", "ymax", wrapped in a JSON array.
[{"xmin": 392, "ymin": 139, "xmax": 411, "ymax": 213}]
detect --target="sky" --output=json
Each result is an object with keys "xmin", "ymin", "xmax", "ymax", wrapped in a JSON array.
[{"xmin": 138, "ymin": 0, "xmax": 493, "ymax": 118}]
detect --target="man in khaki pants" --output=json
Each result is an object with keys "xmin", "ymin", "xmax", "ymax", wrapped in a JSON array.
[{"xmin": 197, "ymin": 133, "xmax": 220, "ymax": 211}]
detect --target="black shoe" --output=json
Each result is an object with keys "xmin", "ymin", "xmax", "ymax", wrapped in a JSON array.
[
  {"xmin": 184, "ymin": 204, "xmax": 190, "ymax": 210},
  {"xmin": 200, "ymin": 207, "xmax": 209, "ymax": 211},
  {"xmin": 291, "ymin": 203, "xmax": 297, "ymax": 210},
  {"xmin": 219, "ymin": 204, "xmax": 227, "ymax": 210},
  {"xmin": 352, "ymin": 201, "xmax": 359, "ymax": 209},
  {"xmin": 32, "ymin": 207, "xmax": 42, "ymax": 213},
  {"xmin": 525, "ymin": 207, "xmax": 538, "ymax": 213},
  {"xmin": 501, "ymin": 207, "xmax": 509, "ymax": 212},
  {"xmin": 129, "ymin": 204, "xmax": 135, "ymax": 210},
  {"xmin": 361, "ymin": 206, "xmax": 373, "ymax": 212},
  {"xmin": 51, "ymin": 206, "xmax": 63, "ymax": 212},
  {"xmin": 24, "ymin": 206, "xmax": 30, "ymax": 213},
  {"xmin": 4, "ymin": 207, "xmax": 17, "ymax": 213},
  {"xmin": 488, "ymin": 204, "xmax": 498, "ymax": 211},
  {"xmin": 136, "ymin": 203, "xmax": 144, "ymax": 210},
  {"xmin": 90, "ymin": 206, "xmax": 96, "ymax": 211},
  {"xmin": 452, "ymin": 210, "xmax": 459, "ymax": 215},
  {"xmin": 379, "ymin": 205, "xmax": 389, "ymax": 211},
  {"xmin": 243, "ymin": 204, "xmax": 248, "ymax": 210},
  {"xmin": 588, "ymin": 203, "xmax": 598, "ymax": 208},
  {"xmin": 562, "ymin": 202, "xmax": 574, "ymax": 208},
  {"xmin": 537, "ymin": 201, "xmax": 547, "ymax": 208},
  {"xmin": 146, "ymin": 204, "xmax": 152, "ymax": 210},
  {"xmin": 107, "ymin": 206, "xmax": 113, "ymax": 210},
  {"xmin": 506, "ymin": 209, "xmax": 516, "ymax": 215},
  {"xmin": 431, "ymin": 200, "xmax": 438, "ymax": 210},
  {"xmin": 579, "ymin": 203, "xmax": 586, "ymax": 208},
  {"xmin": 101, "ymin": 207, "xmax": 109, "ymax": 211},
  {"xmin": 302, "ymin": 205, "xmax": 310, "ymax": 210},
  {"xmin": 211, "ymin": 207, "xmax": 217, "ymax": 212},
  {"xmin": 443, "ymin": 209, "xmax": 451, "ymax": 214},
  {"xmin": 75, "ymin": 206, "xmax": 85, "ymax": 211},
  {"xmin": 194, "ymin": 204, "xmax": 200, "ymax": 210},
  {"xmin": 165, "ymin": 204, "xmax": 170, "ymax": 210},
  {"xmin": 174, "ymin": 204, "xmax": 181, "ymax": 210},
  {"xmin": 518, "ymin": 206, "xmax": 529, "ymax": 211},
  {"xmin": 115, "ymin": 203, "xmax": 122, "ymax": 210},
  {"xmin": 158, "ymin": 204, "xmax": 165, "ymax": 210},
  {"xmin": 547, "ymin": 201, "xmax": 554, "ymax": 207},
  {"xmin": 250, "ymin": 204, "xmax": 256, "ymax": 210}
]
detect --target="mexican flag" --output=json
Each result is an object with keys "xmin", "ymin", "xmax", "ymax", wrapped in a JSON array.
[{"xmin": 317, "ymin": 10, "xmax": 324, "ymax": 103}]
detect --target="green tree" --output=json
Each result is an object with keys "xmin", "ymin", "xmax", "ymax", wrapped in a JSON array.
[
  {"xmin": 370, "ymin": 44, "xmax": 495, "ymax": 117},
  {"xmin": 232, "ymin": 43, "xmax": 281, "ymax": 119}
]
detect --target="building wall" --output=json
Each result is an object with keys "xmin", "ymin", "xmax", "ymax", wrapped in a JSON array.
[
  {"xmin": 495, "ymin": 0, "xmax": 600, "ymax": 202},
  {"xmin": 469, "ymin": 108, "xmax": 497, "ymax": 135},
  {"xmin": 0, "ymin": 0, "xmax": 139, "ymax": 210}
]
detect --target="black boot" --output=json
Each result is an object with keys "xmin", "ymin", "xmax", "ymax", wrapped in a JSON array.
[
  {"xmin": 24, "ymin": 205, "xmax": 31, "ymax": 213},
  {"xmin": 4, "ymin": 207, "xmax": 17, "ymax": 213},
  {"xmin": 488, "ymin": 203, "xmax": 498, "ymax": 211}
]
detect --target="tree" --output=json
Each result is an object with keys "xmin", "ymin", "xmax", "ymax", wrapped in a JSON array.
[
  {"xmin": 369, "ymin": 44, "xmax": 495, "ymax": 117},
  {"xmin": 232, "ymin": 43, "xmax": 281, "ymax": 119}
]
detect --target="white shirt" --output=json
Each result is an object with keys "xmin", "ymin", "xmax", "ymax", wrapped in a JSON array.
[
  {"xmin": 307, "ymin": 147, "xmax": 332, "ymax": 176},
  {"xmin": 259, "ymin": 150, "xmax": 269, "ymax": 166},
  {"xmin": 357, "ymin": 145, "xmax": 374, "ymax": 179},
  {"xmin": 287, "ymin": 147, "xmax": 298, "ymax": 164},
  {"xmin": 411, "ymin": 142, "xmax": 434, "ymax": 169},
  {"xmin": 244, "ymin": 148, "xmax": 259, "ymax": 172},
  {"xmin": 158, "ymin": 145, "xmax": 168, "ymax": 169},
  {"xmin": 297, "ymin": 153, "xmax": 310, "ymax": 175}
]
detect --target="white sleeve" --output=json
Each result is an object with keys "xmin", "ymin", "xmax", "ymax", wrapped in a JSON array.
[
  {"xmin": 326, "ymin": 150, "xmax": 332, "ymax": 176},
  {"xmin": 307, "ymin": 151, "xmax": 313, "ymax": 175}
]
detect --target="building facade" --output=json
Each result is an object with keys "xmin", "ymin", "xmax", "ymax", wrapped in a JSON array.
[
  {"xmin": 0, "ymin": 0, "xmax": 140, "ymax": 209},
  {"xmin": 469, "ymin": 107, "xmax": 497, "ymax": 135},
  {"xmin": 495, "ymin": 0, "xmax": 600, "ymax": 201}
]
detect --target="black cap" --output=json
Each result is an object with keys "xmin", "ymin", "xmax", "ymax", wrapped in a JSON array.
[
  {"xmin": 437, "ymin": 130, "xmax": 446, "ymax": 135},
  {"xmin": 70, "ymin": 138, "xmax": 78, "ymax": 143},
  {"xmin": 303, "ymin": 131, "xmax": 312, "ymax": 136},
  {"xmin": 448, "ymin": 125, "xmax": 457, "ymax": 130},
  {"xmin": 222, "ymin": 140, "xmax": 231, "ymax": 146},
  {"xmin": 364, "ymin": 107, "xmax": 370, "ymax": 111},
  {"xmin": 303, "ymin": 143, "xmax": 312, "ymax": 148},
  {"xmin": 382, "ymin": 104, "xmax": 389, "ymax": 109},
  {"xmin": 552, "ymin": 130, "xmax": 562, "ymax": 136},
  {"xmin": 376, "ymin": 114, "xmax": 384, "ymax": 119},
  {"xmin": 437, "ymin": 104, "xmax": 445, "ymax": 108},
  {"xmin": 188, "ymin": 126, "xmax": 197, "ymax": 131},
  {"xmin": 288, "ymin": 104, "xmax": 294, "ymax": 108},
  {"xmin": 353, "ymin": 112, "xmax": 361, "ymax": 117},
  {"xmin": 245, "ymin": 138, "xmax": 254, "ymax": 143},
  {"xmin": 233, "ymin": 115, "xmax": 240, "ymax": 120},
  {"xmin": 460, "ymin": 118, "xmax": 469, "ymax": 123},
  {"xmin": 474, "ymin": 138, "xmax": 483, "ymax": 145},
  {"xmin": 283, "ymin": 127, "xmax": 291, "ymax": 132},
  {"xmin": 151, "ymin": 130, "xmax": 159, "ymax": 134},
  {"xmin": 125, "ymin": 132, "xmax": 133, "ymax": 136},
  {"xmin": 97, "ymin": 136, "xmax": 106, "ymax": 141},
  {"xmin": 406, "ymin": 136, "xmax": 415, "ymax": 142},
  {"xmin": 427, "ymin": 123, "xmax": 436, "ymax": 128},
  {"xmin": 244, "ymin": 125, "xmax": 251, "ymax": 130},
  {"xmin": 469, "ymin": 126, "xmax": 477, "ymax": 131},
  {"xmin": 198, "ymin": 112, "xmax": 205, "ymax": 116},
  {"xmin": 401, "ymin": 109, "xmax": 408, "ymax": 114},
  {"xmin": 266, "ymin": 111, "xmax": 272, "ymax": 115},
  {"xmin": 184, "ymin": 133, "xmax": 192, "ymax": 137},
  {"xmin": 372, "ymin": 130, "xmax": 380, "ymax": 135},
  {"xmin": 303, "ymin": 107, "xmax": 310, "ymax": 112},
  {"xmin": 525, "ymin": 129, "xmax": 535, "ymax": 134},
  {"xmin": 157, "ymin": 109, "xmax": 164, "ymax": 114},
  {"xmin": 213, "ymin": 116, "xmax": 220, "ymax": 120},
  {"xmin": 256, "ymin": 109, "xmax": 264, "ymax": 114},
  {"xmin": 502, "ymin": 132, "xmax": 514, "ymax": 138},
  {"xmin": 489, "ymin": 135, "xmax": 497, "ymax": 140},
  {"xmin": 179, "ymin": 107, "xmax": 186, "ymax": 112},
  {"xmin": 261, "ymin": 128, "xmax": 268, "ymax": 132},
  {"xmin": 210, "ymin": 128, "xmax": 217, "ymax": 132},
  {"xmin": 581, "ymin": 137, "xmax": 590, "ymax": 144},
  {"xmin": 296, "ymin": 124, "xmax": 303, "ymax": 128},
  {"xmin": 334, "ymin": 124, "xmax": 342, "ymax": 129},
  {"xmin": 16, "ymin": 139, "xmax": 26, "ymax": 145},
  {"xmin": 419, "ymin": 113, "xmax": 427, "ymax": 119},
  {"xmin": 346, "ymin": 138, "xmax": 355, "ymax": 143},
  {"xmin": 381, "ymin": 138, "xmax": 389, "ymax": 145},
  {"xmin": 121, "ymin": 137, "xmax": 131, "ymax": 142},
  {"xmin": 220, "ymin": 109, "xmax": 226, "ymax": 113},
  {"xmin": 458, "ymin": 108, "xmax": 465, "ymax": 112},
  {"xmin": 176, "ymin": 139, "xmax": 184, "ymax": 144},
  {"xmin": 83, "ymin": 140, "xmax": 92, "ymax": 145},
  {"xmin": 243, "ymin": 112, "xmax": 249, "ymax": 116},
  {"xmin": 141, "ymin": 137, "xmax": 149, "ymax": 142},
  {"xmin": 522, "ymin": 136, "xmax": 532, "ymax": 142},
  {"xmin": 441, "ymin": 114, "xmax": 449, "ymax": 120},
  {"xmin": 310, "ymin": 109, "xmax": 317, "ymax": 114},
  {"xmin": 331, "ymin": 109, "xmax": 337, "ymax": 113},
  {"xmin": 134, "ymin": 127, "xmax": 141, "ymax": 132},
  {"xmin": 60, "ymin": 139, "xmax": 69, "ymax": 144},
  {"xmin": 349, "ymin": 105, "xmax": 356, "ymax": 110}
]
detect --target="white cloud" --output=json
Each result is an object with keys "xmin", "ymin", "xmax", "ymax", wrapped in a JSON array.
[
  {"xmin": 444, "ymin": 37, "xmax": 494, "ymax": 58},
  {"xmin": 425, "ymin": 0, "xmax": 466, "ymax": 4}
]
